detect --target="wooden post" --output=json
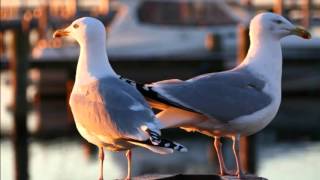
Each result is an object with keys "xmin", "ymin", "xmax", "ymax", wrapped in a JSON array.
[
  {"xmin": 9, "ymin": 27, "xmax": 30, "ymax": 180},
  {"xmin": 99, "ymin": 0, "xmax": 109, "ymax": 15},
  {"xmin": 237, "ymin": 24, "xmax": 249, "ymax": 64},
  {"xmin": 38, "ymin": 5, "xmax": 49, "ymax": 39},
  {"xmin": 66, "ymin": 0, "xmax": 78, "ymax": 18},
  {"xmin": 237, "ymin": 24, "xmax": 256, "ymax": 174},
  {"xmin": 0, "ymin": 32, "xmax": 3, "ymax": 55},
  {"xmin": 273, "ymin": 0, "xmax": 284, "ymax": 15},
  {"xmin": 302, "ymin": 0, "xmax": 311, "ymax": 28}
]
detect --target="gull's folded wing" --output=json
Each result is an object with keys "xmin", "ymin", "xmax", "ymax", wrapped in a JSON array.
[
  {"xmin": 70, "ymin": 77, "xmax": 157, "ymax": 141},
  {"xmin": 145, "ymin": 69, "xmax": 272, "ymax": 122}
]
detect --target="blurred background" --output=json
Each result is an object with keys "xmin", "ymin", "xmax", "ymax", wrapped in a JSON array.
[{"xmin": 1, "ymin": 0, "xmax": 320, "ymax": 180}]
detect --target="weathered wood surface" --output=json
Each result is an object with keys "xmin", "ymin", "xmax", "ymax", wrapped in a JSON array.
[{"xmin": 132, "ymin": 174, "xmax": 267, "ymax": 180}]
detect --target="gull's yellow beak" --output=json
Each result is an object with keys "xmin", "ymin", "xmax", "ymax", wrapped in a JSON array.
[
  {"xmin": 291, "ymin": 27, "xmax": 311, "ymax": 39},
  {"xmin": 53, "ymin": 29, "xmax": 70, "ymax": 38}
]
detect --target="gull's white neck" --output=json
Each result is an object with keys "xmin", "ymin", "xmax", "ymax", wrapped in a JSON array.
[
  {"xmin": 74, "ymin": 39, "xmax": 116, "ymax": 86},
  {"xmin": 240, "ymin": 34, "xmax": 282, "ymax": 90}
]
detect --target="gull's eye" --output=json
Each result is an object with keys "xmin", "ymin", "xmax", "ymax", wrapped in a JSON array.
[
  {"xmin": 73, "ymin": 24, "xmax": 79, "ymax": 29},
  {"xmin": 274, "ymin": 19, "xmax": 282, "ymax": 24}
]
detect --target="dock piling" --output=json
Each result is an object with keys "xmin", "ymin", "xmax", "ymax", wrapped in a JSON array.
[{"xmin": 10, "ymin": 26, "xmax": 30, "ymax": 180}]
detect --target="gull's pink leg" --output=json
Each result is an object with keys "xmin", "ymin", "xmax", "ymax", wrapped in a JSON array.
[
  {"xmin": 98, "ymin": 147, "xmax": 104, "ymax": 180},
  {"xmin": 213, "ymin": 137, "xmax": 234, "ymax": 176},
  {"xmin": 232, "ymin": 135, "xmax": 244, "ymax": 178},
  {"xmin": 125, "ymin": 149, "xmax": 132, "ymax": 180}
]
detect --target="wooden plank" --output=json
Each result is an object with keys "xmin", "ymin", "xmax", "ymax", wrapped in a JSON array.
[{"xmin": 134, "ymin": 174, "xmax": 267, "ymax": 180}]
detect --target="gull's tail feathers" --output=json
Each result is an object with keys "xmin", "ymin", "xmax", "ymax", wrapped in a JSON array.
[
  {"xmin": 127, "ymin": 127, "xmax": 188, "ymax": 155},
  {"xmin": 144, "ymin": 127, "xmax": 188, "ymax": 153},
  {"xmin": 128, "ymin": 141, "xmax": 174, "ymax": 154}
]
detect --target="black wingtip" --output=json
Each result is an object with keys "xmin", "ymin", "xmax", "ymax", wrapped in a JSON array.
[
  {"xmin": 145, "ymin": 128, "xmax": 188, "ymax": 152},
  {"xmin": 119, "ymin": 76, "xmax": 197, "ymax": 113}
]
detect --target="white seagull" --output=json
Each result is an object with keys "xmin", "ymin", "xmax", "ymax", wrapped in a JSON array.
[
  {"xmin": 121, "ymin": 12, "xmax": 311, "ymax": 178},
  {"xmin": 53, "ymin": 17, "xmax": 187, "ymax": 180}
]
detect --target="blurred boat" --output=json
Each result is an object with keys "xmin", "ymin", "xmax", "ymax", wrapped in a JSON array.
[
  {"xmin": 32, "ymin": 0, "xmax": 245, "ymax": 61},
  {"xmin": 31, "ymin": 0, "xmax": 320, "ymax": 62},
  {"xmin": 106, "ymin": 0, "xmax": 244, "ymax": 60}
]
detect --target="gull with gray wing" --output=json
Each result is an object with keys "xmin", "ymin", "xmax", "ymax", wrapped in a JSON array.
[
  {"xmin": 121, "ymin": 12, "xmax": 311, "ymax": 178},
  {"xmin": 53, "ymin": 17, "xmax": 187, "ymax": 180}
]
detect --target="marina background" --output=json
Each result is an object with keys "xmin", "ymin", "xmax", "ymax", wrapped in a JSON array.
[{"xmin": 1, "ymin": 0, "xmax": 320, "ymax": 180}]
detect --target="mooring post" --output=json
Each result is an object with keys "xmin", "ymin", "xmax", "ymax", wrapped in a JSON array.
[
  {"xmin": 237, "ymin": 24, "xmax": 249, "ymax": 65},
  {"xmin": 237, "ymin": 24, "xmax": 256, "ymax": 174},
  {"xmin": 99, "ymin": 0, "xmax": 110, "ymax": 15},
  {"xmin": 273, "ymin": 0, "xmax": 284, "ymax": 15},
  {"xmin": 38, "ymin": 5, "xmax": 49, "ymax": 39},
  {"xmin": 302, "ymin": 0, "xmax": 311, "ymax": 28},
  {"xmin": 9, "ymin": 26, "xmax": 30, "ymax": 180}
]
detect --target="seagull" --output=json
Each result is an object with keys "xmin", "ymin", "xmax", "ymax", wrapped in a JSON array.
[
  {"xmin": 53, "ymin": 17, "xmax": 187, "ymax": 180},
  {"xmin": 120, "ymin": 12, "xmax": 311, "ymax": 178}
]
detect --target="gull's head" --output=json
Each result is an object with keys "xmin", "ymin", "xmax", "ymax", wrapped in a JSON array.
[
  {"xmin": 53, "ymin": 17, "xmax": 106, "ymax": 45},
  {"xmin": 250, "ymin": 12, "xmax": 311, "ymax": 40}
]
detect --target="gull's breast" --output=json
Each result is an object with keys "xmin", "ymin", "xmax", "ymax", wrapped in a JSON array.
[{"xmin": 69, "ymin": 91, "xmax": 131, "ymax": 151}]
